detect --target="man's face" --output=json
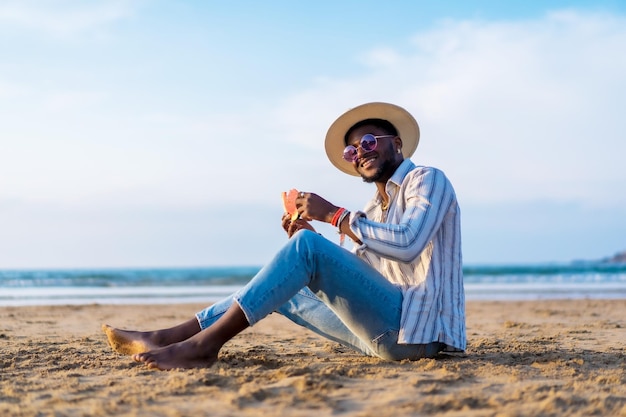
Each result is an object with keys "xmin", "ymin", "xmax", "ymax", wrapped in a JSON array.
[{"xmin": 346, "ymin": 124, "xmax": 401, "ymax": 183}]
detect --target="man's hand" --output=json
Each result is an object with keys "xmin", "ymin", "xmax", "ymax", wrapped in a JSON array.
[
  {"xmin": 282, "ymin": 213, "xmax": 316, "ymax": 238},
  {"xmin": 294, "ymin": 192, "xmax": 338, "ymax": 223}
]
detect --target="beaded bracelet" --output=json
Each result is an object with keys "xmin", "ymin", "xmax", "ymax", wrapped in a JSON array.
[
  {"xmin": 336, "ymin": 209, "xmax": 350, "ymax": 231},
  {"xmin": 336, "ymin": 210, "xmax": 350, "ymax": 247},
  {"xmin": 330, "ymin": 207, "xmax": 346, "ymax": 227}
]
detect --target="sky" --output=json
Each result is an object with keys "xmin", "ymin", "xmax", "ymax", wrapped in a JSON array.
[{"xmin": 1, "ymin": 0, "xmax": 625, "ymax": 269}]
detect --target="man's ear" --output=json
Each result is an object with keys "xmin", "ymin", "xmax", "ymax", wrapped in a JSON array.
[{"xmin": 394, "ymin": 136, "xmax": 403, "ymax": 153}]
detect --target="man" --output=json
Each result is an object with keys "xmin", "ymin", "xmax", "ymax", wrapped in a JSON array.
[{"xmin": 103, "ymin": 102, "xmax": 466, "ymax": 370}]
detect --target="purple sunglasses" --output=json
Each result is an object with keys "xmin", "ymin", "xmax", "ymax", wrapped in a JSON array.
[{"xmin": 342, "ymin": 134, "xmax": 396, "ymax": 163}]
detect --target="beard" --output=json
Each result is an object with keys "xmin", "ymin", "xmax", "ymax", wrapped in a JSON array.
[{"xmin": 360, "ymin": 159, "xmax": 392, "ymax": 183}]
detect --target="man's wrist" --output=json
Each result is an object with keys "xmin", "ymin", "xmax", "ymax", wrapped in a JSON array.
[{"xmin": 330, "ymin": 207, "xmax": 346, "ymax": 226}]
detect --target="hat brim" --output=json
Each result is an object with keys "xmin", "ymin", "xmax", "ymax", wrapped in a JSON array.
[{"xmin": 324, "ymin": 102, "xmax": 420, "ymax": 176}]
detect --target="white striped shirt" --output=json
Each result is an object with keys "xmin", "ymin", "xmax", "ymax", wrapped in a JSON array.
[{"xmin": 347, "ymin": 159, "xmax": 466, "ymax": 351}]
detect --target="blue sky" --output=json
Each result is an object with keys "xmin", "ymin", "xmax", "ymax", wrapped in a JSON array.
[{"xmin": 1, "ymin": 0, "xmax": 625, "ymax": 268}]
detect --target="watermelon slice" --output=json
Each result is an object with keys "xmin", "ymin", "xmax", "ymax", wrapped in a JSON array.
[{"xmin": 281, "ymin": 188, "xmax": 300, "ymax": 221}]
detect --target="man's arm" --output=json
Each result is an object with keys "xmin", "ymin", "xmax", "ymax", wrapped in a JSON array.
[{"xmin": 349, "ymin": 167, "xmax": 457, "ymax": 263}]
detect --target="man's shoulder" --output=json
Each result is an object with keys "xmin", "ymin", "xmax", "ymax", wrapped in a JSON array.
[
  {"xmin": 392, "ymin": 160, "xmax": 454, "ymax": 189},
  {"xmin": 402, "ymin": 164, "xmax": 458, "ymax": 196},
  {"xmin": 404, "ymin": 164, "xmax": 448, "ymax": 180}
]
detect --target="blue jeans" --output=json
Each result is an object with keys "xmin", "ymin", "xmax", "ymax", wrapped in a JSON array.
[{"xmin": 196, "ymin": 230, "xmax": 441, "ymax": 360}]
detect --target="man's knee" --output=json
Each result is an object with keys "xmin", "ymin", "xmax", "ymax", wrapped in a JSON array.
[{"xmin": 290, "ymin": 229, "xmax": 323, "ymax": 247}]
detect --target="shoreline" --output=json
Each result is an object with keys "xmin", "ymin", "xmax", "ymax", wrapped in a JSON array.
[
  {"xmin": 1, "ymin": 299, "xmax": 625, "ymax": 416},
  {"xmin": 2, "ymin": 281, "xmax": 626, "ymax": 307}
]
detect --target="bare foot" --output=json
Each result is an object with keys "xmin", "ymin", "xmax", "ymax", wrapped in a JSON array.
[
  {"xmin": 132, "ymin": 340, "xmax": 218, "ymax": 370},
  {"xmin": 102, "ymin": 324, "xmax": 161, "ymax": 355},
  {"xmin": 119, "ymin": 303, "xmax": 247, "ymax": 370}
]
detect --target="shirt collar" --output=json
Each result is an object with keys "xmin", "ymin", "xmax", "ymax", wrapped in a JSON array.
[
  {"xmin": 374, "ymin": 159, "xmax": 416, "ymax": 205},
  {"xmin": 388, "ymin": 159, "xmax": 416, "ymax": 188}
]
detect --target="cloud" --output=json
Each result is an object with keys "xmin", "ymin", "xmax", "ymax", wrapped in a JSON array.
[
  {"xmin": 44, "ymin": 91, "xmax": 109, "ymax": 112},
  {"xmin": 2, "ymin": 7, "xmax": 625, "ymax": 267},
  {"xmin": 0, "ymin": 79, "xmax": 27, "ymax": 99},
  {"xmin": 9, "ymin": 8, "xmax": 623, "ymax": 216},
  {"xmin": 4, "ymin": 8, "xmax": 624, "ymax": 212},
  {"xmin": 0, "ymin": 0, "xmax": 135, "ymax": 37},
  {"xmin": 274, "ymin": 10, "xmax": 626, "ymax": 207}
]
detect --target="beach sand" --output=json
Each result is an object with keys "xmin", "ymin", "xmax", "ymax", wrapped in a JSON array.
[{"xmin": 1, "ymin": 299, "xmax": 625, "ymax": 416}]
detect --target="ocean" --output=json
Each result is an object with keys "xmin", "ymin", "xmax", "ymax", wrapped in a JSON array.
[{"xmin": 1, "ymin": 263, "xmax": 625, "ymax": 307}]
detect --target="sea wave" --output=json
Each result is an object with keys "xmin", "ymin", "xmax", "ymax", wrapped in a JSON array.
[
  {"xmin": 0, "ymin": 285, "xmax": 243, "ymax": 307},
  {"xmin": 1, "ymin": 264, "xmax": 625, "ymax": 306}
]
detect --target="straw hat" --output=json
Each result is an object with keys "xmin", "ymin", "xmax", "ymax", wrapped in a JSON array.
[{"xmin": 324, "ymin": 102, "xmax": 420, "ymax": 176}]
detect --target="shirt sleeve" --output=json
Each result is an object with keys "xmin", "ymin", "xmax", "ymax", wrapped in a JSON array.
[{"xmin": 349, "ymin": 167, "xmax": 456, "ymax": 263}]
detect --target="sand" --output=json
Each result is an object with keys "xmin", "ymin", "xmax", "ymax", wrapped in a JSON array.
[{"xmin": 1, "ymin": 299, "xmax": 625, "ymax": 417}]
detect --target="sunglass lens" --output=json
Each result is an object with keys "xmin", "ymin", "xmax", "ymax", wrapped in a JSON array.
[
  {"xmin": 360, "ymin": 134, "xmax": 377, "ymax": 152},
  {"xmin": 342, "ymin": 146, "xmax": 358, "ymax": 163}
]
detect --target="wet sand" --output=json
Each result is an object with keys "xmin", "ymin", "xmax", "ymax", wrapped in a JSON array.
[{"xmin": 1, "ymin": 299, "xmax": 625, "ymax": 416}]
